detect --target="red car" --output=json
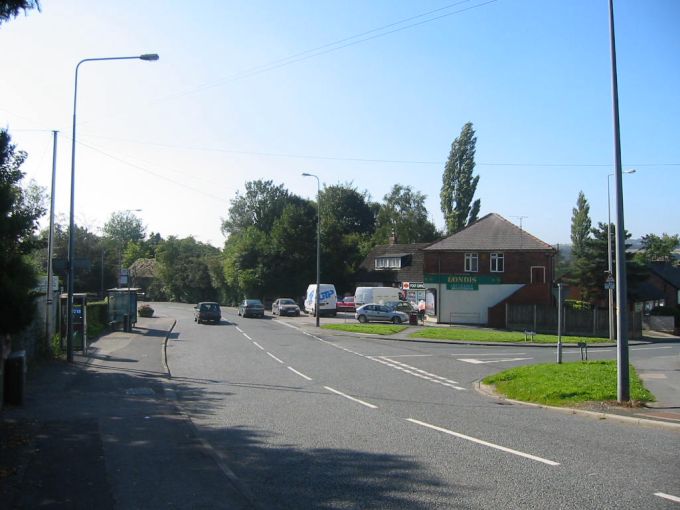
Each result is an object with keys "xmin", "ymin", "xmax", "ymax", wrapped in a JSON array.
[{"xmin": 336, "ymin": 296, "xmax": 356, "ymax": 313}]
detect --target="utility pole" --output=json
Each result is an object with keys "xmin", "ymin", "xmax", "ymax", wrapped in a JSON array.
[{"xmin": 45, "ymin": 130, "xmax": 58, "ymax": 351}]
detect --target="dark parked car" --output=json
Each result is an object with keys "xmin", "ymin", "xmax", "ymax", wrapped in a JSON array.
[
  {"xmin": 355, "ymin": 303, "xmax": 409, "ymax": 324},
  {"xmin": 272, "ymin": 298, "xmax": 300, "ymax": 316},
  {"xmin": 194, "ymin": 302, "xmax": 222, "ymax": 324},
  {"xmin": 384, "ymin": 300, "xmax": 415, "ymax": 314},
  {"xmin": 238, "ymin": 299, "xmax": 265, "ymax": 318},
  {"xmin": 336, "ymin": 296, "xmax": 356, "ymax": 313}
]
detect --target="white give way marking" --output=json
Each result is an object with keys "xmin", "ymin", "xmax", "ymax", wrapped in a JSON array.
[{"xmin": 458, "ymin": 357, "xmax": 533, "ymax": 364}]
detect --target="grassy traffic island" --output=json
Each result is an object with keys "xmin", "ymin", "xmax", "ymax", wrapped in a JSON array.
[
  {"xmin": 409, "ymin": 327, "xmax": 611, "ymax": 344},
  {"xmin": 322, "ymin": 323, "xmax": 409, "ymax": 335},
  {"xmin": 322, "ymin": 323, "xmax": 611, "ymax": 344},
  {"xmin": 482, "ymin": 361, "xmax": 655, "ymax": 407}
]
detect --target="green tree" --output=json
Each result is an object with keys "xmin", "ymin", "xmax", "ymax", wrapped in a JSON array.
[
  {"xmin": 45, "ymin": 221, "xmax": 110, "ymax": 295},
  {"xmin": 570, "ymin": 191, "xmax": 591, "ymax": 260},
  {"xmin": 103, "ymin": 210, "xmax": 145, "ymax": 246},
  {"xmin": 223, "ymin": 227, "xmax": 269, "ymax": 299},
  {"xmin": 221, "ymin": 180, "xmax": 294, "ymax": 236},
  {"xmin": 319, "ymin": 183, "xmax": 375, "ymax": 294},
  {"xmin": 267, "ymin": 202, "xmax": 317, "ymax": 298},
  {"xmin": 0, "ymin": 129, "xmax": 46, "ymax": 336},
  {"xmin": 567, "ymin": 222, "xmax": 647, "ymax": 303},
  {"xmin": 0, "ymin": 0, "xmax": 40, "ymax": 25},
  {"xmin": 637, "ymin": 233, "xmax": 679, "ymax": 263},
  {"xmin": 440, "ymin": 122, "xmax": 481, "ymax": 235},
  {"xmin": 373, "ymin": 184, "xmax": 439, "ymax": 245},
  {"xmin": 156, "ymin": 236, "xmax": 220, "ymax": 303}
]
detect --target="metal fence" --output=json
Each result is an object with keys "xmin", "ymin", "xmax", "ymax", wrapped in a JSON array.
[{"xmin": 506, "ymin": 304, "xmax": 642, "ymax": 339}]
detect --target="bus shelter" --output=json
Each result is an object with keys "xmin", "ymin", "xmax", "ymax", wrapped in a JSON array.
[{"xmin": 107, "ymin": 288, "xmax": 140, "ymax": 332}]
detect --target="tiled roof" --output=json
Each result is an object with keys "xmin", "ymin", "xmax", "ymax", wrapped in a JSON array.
[
  {"xmin": 358, "ymin": 243, "xmax": 430, "ymax": 283},
  {"xmin": 129, "ymin": 258, "xmax": 157, "ymax": 278},
  {"xmin": 425, "ymin": 213, "xmax": 554, "ymax": 252},
  {"xmin": 648, "ymin": 262, "xmax": 680, "ymax": 289}
]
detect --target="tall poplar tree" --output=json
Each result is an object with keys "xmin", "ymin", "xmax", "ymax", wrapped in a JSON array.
[
  {"xmin": 570, "ymin": 191, "xmax": 591, "ymax": 260},
  {"xmin": 440, "ymin": 122, "xmax": 480, "ymax": 234}
]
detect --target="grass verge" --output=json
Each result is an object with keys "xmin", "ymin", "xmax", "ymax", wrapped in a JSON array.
[
  {"xmin": 321, "ymin": 324, "xmax": 408, "ymax": 335},
  {"xmin": 409, "ymin": 327, "xmax": 609, "ymax": 344},
  {"xmin": 482, "ymin": 360, "xmax": 655, "ymax": 406}
]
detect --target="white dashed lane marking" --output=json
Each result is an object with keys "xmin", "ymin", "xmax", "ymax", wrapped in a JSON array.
[
  {"xmin": 325, "ymin": 386, "xmax": 378, "ymax": 409},
  {"xmin": 406, "ymin": 418, "xmax": 560, "ymax": 466}
]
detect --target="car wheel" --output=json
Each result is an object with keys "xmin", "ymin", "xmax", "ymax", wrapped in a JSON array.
[
  {"xmin": 392, "ymin": 316, "xmax": 402, "ymax": 324},
  {"xmin": 358, "ymin": 315, "xmax": 368, "ymax": 323}
]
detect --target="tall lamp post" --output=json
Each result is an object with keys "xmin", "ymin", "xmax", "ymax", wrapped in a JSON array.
[
  {"xmin": 608, "ymin": 0, "xmax": 630, "ymax": 402},
  {"xmin": 302, "ymin": 172, "xmax": 321, "ymax": 327},
  {"xmin": 606, "ymin": 168, "xmax": 635, "ymax": 342},
  {"xmin": 67, "ymin": 54, "xmax": 159, "ymax": 362}
]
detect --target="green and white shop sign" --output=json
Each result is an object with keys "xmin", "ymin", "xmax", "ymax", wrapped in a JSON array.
[{"xmin": 424, "ymin": 274, "xmax": 501, "ymax": 291}]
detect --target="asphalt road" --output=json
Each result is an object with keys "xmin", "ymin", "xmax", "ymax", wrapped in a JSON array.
[{"xmin": 161, "ymin": 303, "xmax": 680, "ymax": 509}]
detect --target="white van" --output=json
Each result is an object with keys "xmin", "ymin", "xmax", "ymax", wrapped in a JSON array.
[
  {"xmin": 354, "ymin": 286, "xmax": 402, "ymax": 308},
  {"xmin": 304, "ymin": 284, "xmax": 338, "ymax": 317}
]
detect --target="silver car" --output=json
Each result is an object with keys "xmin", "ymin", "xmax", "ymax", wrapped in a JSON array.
[
  {"xmin": 272, "ymin": 298, "xmax": 300, "ymax": 317},
  {"xmin": 355, "ymin": 303, "xmax": 409, "ymax": 324}
]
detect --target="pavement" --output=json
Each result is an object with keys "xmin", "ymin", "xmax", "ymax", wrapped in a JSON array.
[
  {"xmin": 1, "ymin": 314, "xmax": 678, "ymax": 508},
  {"xmin": 0, "ymin": 316, "xmax": 256, "ymax": 510}
]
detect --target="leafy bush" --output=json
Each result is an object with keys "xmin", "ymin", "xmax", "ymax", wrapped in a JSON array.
[
  {"xmin": 138, "ymin": 304, "xmax": 154, "ymax": 317},
  {"xmin": 564, "ymin": 299, "xmax": 592, "ymax": 311},
  {"xmin": 86, "ymin": 301, "xmax": 108, "ymax": 339}
]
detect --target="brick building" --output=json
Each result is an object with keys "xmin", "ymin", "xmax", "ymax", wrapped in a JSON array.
[{"xmin": 423, "ymin": 213, "xmax": 556, "ymax": 325}]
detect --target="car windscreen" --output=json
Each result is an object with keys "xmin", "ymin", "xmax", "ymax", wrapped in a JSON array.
[
  {"xmin": 246, "ymin": 300, "xmax": 263, "ymax": 305},
  {"xmin": 280, "ymin": 299, "xmax": 295, "ymax": 305}
]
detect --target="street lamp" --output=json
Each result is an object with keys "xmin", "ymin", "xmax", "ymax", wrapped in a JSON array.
[
  {"xmin": 67, "ymin": 54, "xmax": 159, "ymax": 362},
  {"xmin": 606, "ymin": 168, "xmax": 635, "ymax": 342},
  {"xmin": 302, "ymin": 172, "xmax": 321, "ymax": 327}
]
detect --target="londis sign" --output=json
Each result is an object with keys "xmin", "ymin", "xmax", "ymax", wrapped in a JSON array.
[{"xmin": 423, "ymin": 274, "xmax": 501, "ymax": 291}]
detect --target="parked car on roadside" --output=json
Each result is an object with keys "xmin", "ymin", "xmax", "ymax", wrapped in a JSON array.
[
  {"xmin": 194, "ymin": 302, "xmax": 222, "ymax": 324},
  {"xmin": 355, "ymin": 303, "xmax": 409, "ymax": 324},
  {"xmin": 238, "ymin": 299, "xmax": 265, "ymax": 318},
  {"xmin": 336, "ymin": 296, "xmax": 356, "ymax": 313},
  {"xmin": 272, "ymin": 298, "xmax": 300, "ymax": 317},
  {"xmin": 385, "ymin": 300, "xmax": 415, "ymax": 314}
]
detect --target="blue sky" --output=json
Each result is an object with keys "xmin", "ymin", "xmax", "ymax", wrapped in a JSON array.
[{"xmin": 1, "ymin": 0, "xmax": 678, "ymax": 247}]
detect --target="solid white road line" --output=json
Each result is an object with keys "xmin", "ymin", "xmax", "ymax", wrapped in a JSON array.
[
  {"xmin": 406, "ymin": 418, "xmax": 560, "ymax": 466},
  {"xmin": 631, "ymin": 346, "xmax": 674, "ymax": 351},
  {"xmin": 655, "ymin": 492, "xmax": 680, "ymax": 503},
  {"xmin": 383, "ymin": 354, "xmax": 433, "ymax": 358},
  {"xmin": 252, "ymin": 341, "xmax": 264, "ymax": 351},
  {"xmin": 274, "ymin": 321, "xmax": 300, "ymax": 330},
  {"xmin": 267, "ymin": 352, "xmax": 284, "ymax": 364},
  {"xmin": 449, "ymin": 352, "xmax": 529, "ymax": 356},
  {"xmin": 324, "ymin": 386, "xmax": 378, "ymax": 409},
  {"xmin": 287, "ymin": 366, "xmax": 312, "ymax": 381}
]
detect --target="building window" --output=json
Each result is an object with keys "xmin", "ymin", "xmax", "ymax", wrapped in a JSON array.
[
  {"xmin": 375, "ymin": 257, "xmax": 401, "ymax": 270},
  {"xmin": 464, "ymin": 253, "xmax": 478, "ymax": 272},
  {"xmin": 491, "ymin": 253, "xmax": 504, "ymax": 272}
]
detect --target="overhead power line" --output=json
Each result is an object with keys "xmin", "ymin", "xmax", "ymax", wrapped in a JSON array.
[
  {"xmin": 166, "ymin": 0, "xmax": 498, "ymax": 101},
  {"xmin": 77, "ymin": 132, "xmax": 680, "ymax": 168}
]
